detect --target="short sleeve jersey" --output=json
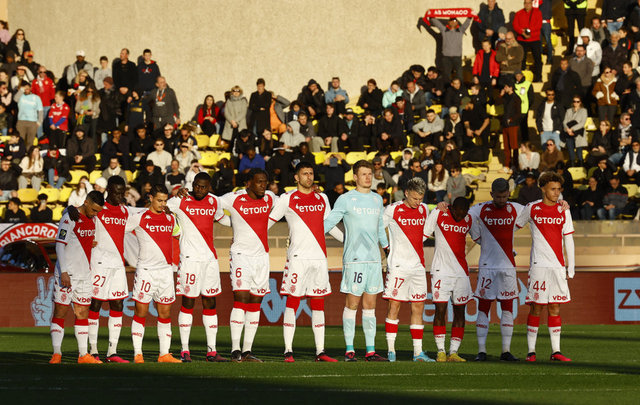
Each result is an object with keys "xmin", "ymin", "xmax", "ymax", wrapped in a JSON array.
[
  {"xmin": 55, "ymin": 212, "xmax": 96, "ymax": 277},
  {"xmin": 91, "ymin": 202, "xmax": 130, "ymax": 269},
  {"xmin": 220, "ymin": 189, "xmax": 277, "ymax": 256},
  {"xmin": 125, "ymin": 210, "xmax": 180, "ymax": 269},
  {"xmin": 424, "ymin": 208, "xmax": 472, "ymax": 276},
  {"xmin": 269, "ymin": 190, "xmax": 332, "ymax": 260},
  {"xmin": 323, "ymin": 189, "xmax": 389, "ymax": 264},
  {"xmin": 167, "ymin": 193, "xmax": 225, "ymax": 260},
  {"xmin": 383, "ymin": 201, "xmax": 429, "ymax": 268},
  {"xmin": 515, "ymin": 201, "xmax": 575, "ymax": 268},
  {"xmin": 469, "ymin": 201, "xmax": 524, "ymax": 269}
]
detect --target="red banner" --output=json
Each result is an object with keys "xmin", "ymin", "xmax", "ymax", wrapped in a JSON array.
[
  {"xmin": 4, "ymin": 271, "xmax": 639, "ymax": 328},
  {"xmin": 423, "ymin": 8, "xmax": 481, "ymax": 26}
]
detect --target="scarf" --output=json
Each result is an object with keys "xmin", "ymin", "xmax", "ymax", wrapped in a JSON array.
[{"xmin": 423, "ymin": 8, "xmax": 481, "ymax": 26}]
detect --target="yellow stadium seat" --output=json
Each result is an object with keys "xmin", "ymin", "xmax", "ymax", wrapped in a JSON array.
[
  {"xmin": 95, "ymin": 153, "xmax": 101, "ymax": 165},
  {"xmin": 284, "ymin": 186, "xmax": 296, "ymax": 192},
  {"xmin": 366, "ymin": 151, "xmax": 378, "ymax": 161},
  {"xmin": 0, "ymin": 205, "xmax": 4, "ymax": 218},
  {"xmin": 431, "ymin": 104, "xmax": 442, "ymax": 115},
  {"xmin": 39, "ymin": 188, "xmax": 60, "ymax": 203},
  {"xmin": 345, "ymin": 152, "xmax": 367, "ymax": 165},
  {"xmin": 486, "ymin": 104, "xmax": 496, "ymax": 116},
  {"xmin": 522, "ymin": 70, "xmax": 534, "ymax": 83},
  {"xmin": 585, "ymin": 117, "xmax": 597, "ymax": 131},
  {"xmin": 352, "ymin": 105, "xmax": 365, "ymax": 115},
  {"xmin": 313, "ymin": 151, "xmax": 326, "ymax": 165},
  {"xmin": 390, "ymin": 151, "xmax": 403, "ymax": 161},
  {"xmin": 199, "ymin": 151, "xmax": 219, "ymax": 167},
  {"xmin": 568, "ymin": 167, "xmax": 587, "ymax": 182},
  {"xmin": 0, "ymin": 135, "xmax": 8, "ymax": 143},
  {"xmin": 17, "ymin": 188, "xmax": 39, "ymax": 203},
  {"xmin": 551, "ymin": 17, "xmax": 562, "ymax": 30},
  {"xmin": 68, "ymin": 170, "xmax": 89, "ymax": 185},
  {"xmin": 461, "ymin": 167, "xmax": 482, "ymax": 177},
  {"xmin": 124, "ymin": 170, "xmax": 134, "ymax": 184},
  {"xmin": 52, "ymin": 205, "xmax": 64, "ymax": 222},
  {"xmin": 551, "ymin": 32, "xmax": 558, "ymax": 47},
  {"xmin": 623, "ymin": 184, "xmax": 639, "ymax": 198},
  {"xmin": 22, "ymin": 206, "xmax": 31, "ymax": 217},
  {"xmin": 345, "ymin": 185, "xmax": 355, "ymax": 191},
  {"xmin": 208, "ymin": 134, "xmax": 220, "ymax": 148},
  {"xmin": 196, "ymin": 134, "xmax": 210, "ymax": 149},
  {"xmin": 59, "ymin": 187, "xmax": 72, "ymax": 203},
  {"xmin": 217, "ymin": 152, "xmax": 231, "ymax": 162},
  {"xmin": 344, "ymin": 169, "xmax": 354, "ymax": 183},
  {"xmin": 89, "ymin": 170, "xmax": 102, "ymax": 184}
]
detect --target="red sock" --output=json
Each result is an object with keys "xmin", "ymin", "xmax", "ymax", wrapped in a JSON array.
[
  {"xmin": 410, "ymin": 327, "xmax": 424, "ymax": 340},
  {"xmin": 133, "ymin": 315, "xmax": 146, "ymax": 326},
  {"xmin": 180, "ymin": 306, "xmax": 194, "ymax": 315},
  {"xmin": 74, "ymin": 318, "xmax": 89, "ymax": 326},
  {"xmin": 385, "ymin": 321, "xmax": 399, "ymax": 334},
  {"xmin": 527, "ymin": 315, "xmax": 540, "ymax": 328},
  {"xmin": 203, "ymin": 309, "xmax": 217, "ymax": 316},
  {"xmin": 286, "ymin": 296, "xmax": 301, "ymax": 311},
  {"xmin": 433, "ymin": 325, "xmax": 446, "ymax": 336},
  {"xmin": 88, "ymin": 310, "xmax": 100, "ymax": 320},
  {"xmin": 52, "ymin": 317, "xmax": 65, "ymax": 328},
  {"xmin": 451, "ymin": 326, "xmax": 464, "ymax": 340},
  {"xmin": 548, "ymin": 315, "xmax": 561, "ymax": 327}
]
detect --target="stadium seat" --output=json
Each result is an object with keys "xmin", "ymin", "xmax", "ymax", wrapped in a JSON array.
[
  {"xmin": 431, "ymin": 104, "xmax": 442, "ymax": 115},
  {"xmin": 284, "ymin": 186, "xmax": 296, "ymax": 192},
  {"xmin": 199, "ymin": 151, "xmax": 219, "ymax": 167},
  {"xmin": 551, "ymin": 32, "xmax": 558, "ymax": 47},
  {"xmin": 568, "ymin": 167, "xmax": 587, "ymax": 182},
  {"xmin": 390, "ymin": 151, "xmax": 403, "ymax": 161},
  {"xmin": 313, "ymin": 151, "xmax": 326, "ymax": 165},
  {"xmin": 52, "ymin": 205, "xmax": 64, "ymax": 222},
  {"xmin": 0, "ymin": 205, "xmax": 4, "ymax": 218},
  {"xmin": 427, "ymin": 204, "xmax": 437, "ymax": 212},
  {"xmin": 351, "ymin": 105, "xmax": 365, "ymax": 115},
  {"xmin": 217, "ymin": 152, "xmax": 231, "ymax": 162},
  {"xmin": 366, "ymin": 151, "xmax": 378, "ymax": 161},
  {"xmin": 17, "ymin": 188, "xmax": 39, "ymax": 203},
  {"xmin": 622, "ymin": 184, "xmax": 639, "ymax": 198},
  {"xmin": 68, "ymin": 170, "xmax": 89, "ymax": 185},
  {"xmin": 22, "ymin": 206, "xmax": 31, "ymax": 217},
  {"xmin": 345, "ymin": 151, "xmax": 367, "ymax": 165},
  {"xmin": 345, "ymin": 185, "xmax": 355, "ymax": 191},
  {"xmin": 344, "ymin": 169, "xmax": 354, "ymax": 182},
  {"xmin": 196, "ymin": 134, "xmax": 210, "ymax": 149},
  {"xmin": 59, "ymin": 187, "xmax": 72, "ymax": 203},
  {"xmin": 461, "ymin": 167, "xmax": 482, "ymax": 177},
  {"xmin": 39, "ymin": 188, "xmax": 60, "ymax": 203},
  {"xmin": 124, "ymin": 170, "xmax": 134, "ymax": 184},
  {"xmin": 89, "ymin": 170, "xmax": 102, "ymax": 183},
  {"xmin": 522, "ymin": 70, "xmax": 534, "ymax": 83},
  {"xmin": 208, "ymin": 134, "xmax": 220, "ymax": 148},
  {"xmin": 584, "ymin": 117, "xmax": 597, "ymax": 131}
]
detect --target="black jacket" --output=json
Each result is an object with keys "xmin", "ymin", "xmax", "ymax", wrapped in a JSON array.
[
  {"xmin": 297, "ymin": 86, "xmax": 326, "ymax": 118},
  {"xmin": 501, "ymin": 93, "xmax": 522, "ymax": 127},
  {"xmin": 318, "ymin": 114, "xmax": 346, "ymax": 140},
  {"xmin": 357, "ymin": 88, "xmax": 383, "ymax": 116},
  {"xmin": 136, "ymin": 61, "xmax": 161, "ymax": 93},
  {"xmin": 535, "ymin": 101, "xmax": 565, "ymax": 133},
  {"xmin": 477, "ymin": 3, "xmax": 506, "ymax": 33},
  {"xmin": 0, "ymin": 164, "xmax": 21, "ymax": 190},
  {"xmin": 443, "ymin": 85, "xmax": 467, "ymax": 108},
  {"xmin": 112, "ymin": 59, "xmax": 138, "ymax": 91},
  {"xmin": 551, "ymin": 68, "xmax": 583, "ymax": 108}
]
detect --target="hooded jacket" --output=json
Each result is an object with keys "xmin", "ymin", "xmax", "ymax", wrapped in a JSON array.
[{"xmin": 576, "ymin": 28, "xmax": 603, "ymax": 76}]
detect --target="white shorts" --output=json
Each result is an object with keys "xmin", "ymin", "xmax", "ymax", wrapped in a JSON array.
[
  {"xmin": 176, "ymin": 258, "xmax": 221, "ymax": 298},
  {"xmin": 525, "ymin": 267, "xmax": 571, "ymax": 305},
  {"xmin": 474, "ymin": 268, "xmax": 518, "ymax": 301},
  {"xmin": 383, "ymin": 263, "xmax": 428, "ymax": 302},
  {"xmin": 54, "ymin": 274, "xmax": 92, "ymax": 306},
  {"xmin": 90, "ymin": 266, "xmax": 128, "ymax": 301},
  {"xmin": 431, "ymin": 274, "xmax": 472, "ymax": 305},
  {"xmin": 230, "ymin": 252, "xmax": 270, "ymax": 297},
  {"xmin": 280, "ymin": 258, "xmax": 331, "ymax": 297},
  {"xmin": 132, "ymin": 266, "xmax": 176, "ymax": 305}
]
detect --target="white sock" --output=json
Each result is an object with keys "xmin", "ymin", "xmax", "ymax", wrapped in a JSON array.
[
  {"xmin": 527, "ymin": 315, "xmax": 540, "ymax": 354},
  {"xmin": 88, "ymin": 311, "xmax": 100, "ymax": 355},
  {"xmin": 343, "ymin": 307, "xmax": 357, "ymax": 352},
  {"xmin": 548, "ymin": 316, "xmax": 562, "ymax": 353},
  {"xmin": 157, "ymin": 318, "xmax": 172, "ymax": 356},
  {"xmin": 311, "ymin": 310, "xmax": 325, "ymax": 355},
  {"xmin": 385, "ymin": 318, "xmax": 399, "ymax": 353},
  {"xmin": 230, "ymin": 306, "xmax": 245, "ymax": 352},
  {"xmin": 131, "ymin": 317, "xmax": 146, "ymax": 356},
  {"xmin": 203, "ymin": 311, "xmax": 218, "ymax": 353},
  {"xmin": 433, "ymin": 326, "xmax": 446, "ymax": 353},
  {"xmin": 50, "ymin": 318, "xmax": 64, "ymax": 355},
  {"xmin": 410, "ymin": 324, "xmax": 424, "ymax": 356},
  {"xmin": 500, "ymin": 311, "xmax": 514, "ymax": 353},
  {"xmin": 178, "ymin": 308, "xmax": 193, "ymax": 352},
  {"xmin": 283, "ymin": 307, "xmax": 296, "ymax": 353},
  {"xmin": 74, "ymin": 320, "xmax": 89, "ymax": 356},
  {"xmin": 476, "ymin": 310, "xmax": 489, "ymax": 353},
  {"xmin": 106, "ymin": 311, "xmax": 123, "ymax": 357},
  {"xmin": 242, "ymin": 310, "xmax": 260, "ymax": 353}
]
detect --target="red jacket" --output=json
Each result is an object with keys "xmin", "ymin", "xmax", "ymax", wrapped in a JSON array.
[
  {"xmin": 31, "ymin": 77, "xmax": 56, "ymax": 107},
  {"xmin": 472, "ymin": 49, "xmax": 500, "ymax": 79},
  {"xmin": 48, "ymin": 103, "xmax": 71, "ymax": 131},
  {"xmin": 512, "ymin": 8, "xmax": 542, "ymax": 42},
  {"xmin": 197, "ymin": 105, "xmax": 220, "ymax": 125}
]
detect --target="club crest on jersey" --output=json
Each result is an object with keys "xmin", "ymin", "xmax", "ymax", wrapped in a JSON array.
[
  {"xmin": 93, "ymin": 287, "xmax": 100, "ymax": 296},
  {"xmin": 121, "ymin": 206, "xmax": 126, "ymax": 214},
  {"xmin": 185, "ymin": 285, "xmax": 190, "ymax": 294},
  {"xmin": 290, "ymin": 285, "xmax": 296, "ymax": 294},
  {"xmin": 533, "ymin": 292, "xmax": 539, "ymax": 301},
  {"xmin": 392, "ymin": 289, "xmax": 398, "ymax": 297},
  {"xmin": 240, "ymin": 196, "xmax": 247, "ymax": 201},
  {"xmin": 434, "ymin": 291, "xmax": 439, "ymax": 300},
  {"xmin": 480, "ymin": 288, "xmax": 486, "ymax": 297},
  {"xmin": 398, "ymin": 207, "xmax": 404, "ymax": 212},
  {"xmin": 61, "ymin": 293, "xmax": 67, "ymax": 302},
  {"xmin": 138, "ymin": 292, "xmax": 144, "ymax": 300},
  {"xmin": 144, "ymin": 215, "xmax": 151, "ymax": 219},
  {"xmin": 506, "ymin": 205, "xmax": 512, "ymax": 213},
  {"xmin": 165, "ymin": 214, "xmax": 171, "ymax": 221},
  {"xmin": 557, "ymin": 205, "xmax": 562, "ymax": 213},
  {"xmin": 465, "ymin": 214, "xmax": 470, "ymax": 222},
  {"xmin": 314, "ymin": 193, "xmax": 320, "ymax": 200},
  {"xmin": 236, "ymin": 280, "xmax": 242, "ymax": 288},
  {"xmin": 209, "ymin": 196, "xmax": 214, "ymax": 204},
  {"xmin": 418, "ymin": 205, "xmax": 424, "ymax": 214}
]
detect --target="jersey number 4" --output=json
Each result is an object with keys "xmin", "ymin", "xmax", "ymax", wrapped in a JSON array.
[{"xmin": 532, "ymin": 281, "xmax": 546, "ymax": 291}]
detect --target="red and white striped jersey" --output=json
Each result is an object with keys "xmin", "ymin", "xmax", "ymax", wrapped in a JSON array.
[
  {"xmin": 424, "ymin": 208, "xmax": 472, "ymax": 276},
  {"xmin": 91, "ymin": 202, "xmax": 132, "ymax": 269},
  {"xmin": 515, "ymin": 201, "xmax": 574, "ymax": 268},
  {"xmin": 469, "ymin": 201, "xmax": 524, "ymax": 270},
  {"xmin": 220, "ymin": 189, "xmax": 277, "ymax": 256},
  {"xmin": 383, "ymin": 201, "xmax": 430, "ymax": 268},
  {"xmin": 125, "ymin": 210, "xmax": 180, "ymax": 269},
  {"xmin": 167, "ymin": 193, "xmax": 225, "ymax": 260},
  {"xmin": 55, "ymin": 212, "xmax": 96, "ymax": 277},
  {"xmin": 269, "ymin": 190, "xmax": 332, "ymax": 260}
]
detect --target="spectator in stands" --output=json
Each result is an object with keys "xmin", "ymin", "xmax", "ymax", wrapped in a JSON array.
[
  {"xmin": 537, "ymin": 0, "xmax": 553, "ymax": 62},
  {"xmin": 194, "ymin": 95, "xmax": 219, "ymax": 136},
  {"xmin": 174, "ymin": 141, "xmax": 201, "ymax": 174},
  {"xmin": 317, "ymin": 103, "xmax": 344, "ymax": 152},
  {"xmin": 31, "ymin": 65, "xmax": 55, "ymax": 139},
  {"xmin": 514, "ymin": 141, "xmax": 540, "ymax": 186},
  {"xmin": 165, "ymin": 159, "xmax": 185, "ymax": 190},
  {"xmin": 539, "ymin": 139, "xmax": 563, "ymax": 172},
  {"xmin": 403, "ymin": 80, "xmax": 426, "ymax": 119},
  {"xmin": 135, "ymin": 160, "xmax": 163, "ymax": 192},
  {"xmin": 97, "ymin": 77, "xmax": 121, "ymax": 139},
  {"xmin": 238, "ymin": 147, "xmax": 265, "ymax": 181},
  {"xmin": 30, "ymin": 193, "xmax": 53, "ymax": 223},
  {"xmin": 102, "ymin": 157, "xmax": 128, "ymax": 184},
  {"xmin": 563, "ymin": 0, "xmax": 587, "ymax": 54},
  {"xmin": 371, "ymin": 156, "xmax": 396, "ymax": 192},
  {"xmin": 15, "ymin": 80, "xmax": 42, "ymax": 148},
  {"xmin": 587, "ymin": 120, "xmax": 615, "ymax": 167},
  {"xmin": 7, "ymin": 29, "xmax": 29, "ymax": 62},
  {"xmin": 291, "ymin": 142, "xmax": 315, "ymax": 168},
  {"xmin": 518, "ymin": 171, "xmax": 543, "ymax": 205},
  {"xmin": 551, "ymin": 57, "xmax": 583, "ymax": 109},
  {"xmin": 297, "ymin": 79, "xmax": 325, "ymax": 119},
  {"xmin": 65, "ymin": 50, "xmax": 93, "ymax": 87},
  {"xmin": 392, "ymin": 96, "xmax": 414, "ymax": 134},
  {"xmin": 441, "ymin": 139, "xmax": 461, "ymax": 170},
  {"xmin": 17, "ymin": 145, "xmax": 42, "ymax": 191},
  {"xmin": 66, "ymin": 128, "xmax": 96, "ymax": 173},
  {"xmin": 376, "ymin": 183, "xmax": 390, "ymax": 206},
  {"xmin": 382, "ymin": 81, "xmax": 403, "ymax": 109},
  {"xmin": 130, "ymin": 125, "xmax": 153, "ymax": 168},
  {"xmin": 324, "ymin": 77, "xmax": 349, "ymax": 115},
  {"xmin": 598, "ymin": 176, "xmax": 628, "ymax": 219},
  {"xmin": 496, "ymin": 31, "xmax": 524, "ymax": 85},
  {"xmin": 258, "ymin": 128, "xmax": 276, "ymax": 158},
  {"xmin": 571, "ymin": 45, "xmax": 595, "ymax": 96},
  {"xmin": 112, "ymin": 48, "xmax": 137, "ymax": 96},
  {"xmin": 576, "ymin": 28, "xmax": 603, "ymax": 79},
  {"xmin": 423, "ymin": 67, "xmax": 445, "ymax": 107},
  {"xmin": 326, "ymin": 182, "xmax": 345, "ymax": 207},
  {"xmin": 398, "ymin": 64, "xmax": 426, "ymax": 90},
  {"xmin": 593, "ymin": 66, "xmax": 619, "ymax": 123},
  {"xmin": 146, "ymin": 76, "xmax": 179, "ymax": 134},
  {"xmin": 146, "ymin": 138, "xmax": 172, "ymax": 174},
  {"xmin": 462, "ymin": 97, "xmax": 490, "ymax": 152},
  {"xmin": 397, "ymin": 157, "xmax": 427, "ymax": 194},
  {"xmin": 618, "ymin": 62, "xmax": 639, "ymax": 112},
  {"xmin": 222, "ymin": 85, "xmax": 248, "ymax": 146},
  {"xmin": 427, "ymin": 161, "xmax": 448, "ymax": 203},
  {"xmin": 212, "ymin": 158, "xmax": 234, "ymax": 196},
  {"xmin": 0, "ymin": 133, "xmax": 25, "ymax": 164},
  {"xmin": 601, "ymin": 31, "xmax": 627, "ymax": 75},
  {"xmin": 68, "ymin": 176, "xmax": 93, "ymax": 207},
  {"xmin": 0, "ymin": 103, "xmax": 10, "ymax": 136},
  {"xmin": 280, "ymin": 122, "xmax": 306, "ymax": 150},
  {"xmin": 47, "ymin": 91, "xmax": 70, "ymax": 148},
  {"xmin": 500, "ymin": 80, "xmax": 521, "ymax": 172},
  {"xmin": 376, "ymin": 108, "xmax": 403, "ymax": 152},
  {"xmin": 589, "ymin": 16, "xmax": 608, "ymax": 46},
  {"xmin": 42, "ymin": 147, "xmax": 67, "ymax": 189},
  {"xmin": 443, "ymin": 78, "xmax": 466, "ymax": 119},
  {"xmin": 513, "ymin": 0, "xmax": 542, "ymax": 82},
  {"xmin": 289, "ymin": 112, "xmax": 319, "ymax": 151},
  {"xmin": 3, "ymin": 197, "xmax": 26, "ymax": 223},
  {"xmin": 535, "ymin": 89, "xmax": 564, "ymax": 150},
  {"xmin": 94, "ymin": 177, "xmax": 107, "ymax": 194},
  {"xmin": 472, "ymin": 39, "xmax": 500, "ymax": 92},
  {"xmin": 476, "ymin": 0, "xmax": 505, "ymax": 47},
  {"xmin": 429, "ymin": 16, "xmax": 472, "ymax": 81},
  {"xmin": 0, "ymin": 158, "xmax": 19, "ymax": 200},
  {"xmin": 593, "ymin": 156, "xmax": 615, "ymax": 188},
  {"xmin": 124, "ymin": 90, "xmax": 147, "ymax": 135},
  {"xmin": 0, "ymin": 20, "xmax": 8, "ymax": 45},
  {"xmin": 357, "ymin": 78, "xmax": 383, "ymax": 117},
  {"xmin": 101, "ymin": 129, "xmax": 130, "ymax": 170},
  {"xmin": 611, "ymin": 113, "xmax": 634, "ymax": 165},
  {"xmin": 267, "ymin": 146, "xmax": 293, "ymax": 187},
  {"xmin": 563, "ymin": 95, "xmax": 588, "ymax": 167},
  {"xmin": 578, "ymin": 176, "xmax": 604, "ymax": 219},
  {"xmin": 602, "ymin": 0, "xmax": 628, "ymax": 33},
  {"xmin": 94, "ymin": 56, "xmax": 111, "ymax": 91},
  {"xmin": 443, "ymin": 106, "xmax": 464, "ymax": 149},
  {"xmin": 137, "ymin": 49, "xmax": 161, "ymax": 95},
  {"xmin": 233, "ymin": 128, "xmax": 254, "ymax": 160},
  {"xmin": 621, "ymin": 139, "xmax": 640, "ymax": 185},
  {"xmin": 11, "ymin": 65, "xmax": 34, "ymax": 92},
  {"xmin": 445, "ymin": 165, "xmax": 465, "ymax": 204},
  {"xmin": 338, "ymin": 108, "xmax": 364, "ymax": 152},
  {"xmin": 320, "ymin": 153, "xmax": 350, "ymax": 191},
  {"xmin": 248, "ymin": 78, "xmax": 271, "ymax": 136},
  {"xmin": 75, "ymin": 84, "xmax": 100, "ymax": 140},
  {"xmin": 158, "ymin": 123, "xmax": 177, "ymax": 153}
]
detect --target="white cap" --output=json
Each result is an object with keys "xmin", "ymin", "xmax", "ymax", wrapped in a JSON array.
[
  {"xmin": 76, "ymin": 50, "xmax": 85, "ymax": 57},
  {"xmin": 95, "ymin": 177, "xmax": 107, "ymax": 189}
]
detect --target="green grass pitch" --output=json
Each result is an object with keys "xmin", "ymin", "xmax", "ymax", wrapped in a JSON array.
[{"xmin": 0, "ymin": 324, "xmax": 639, "ymax": 404}]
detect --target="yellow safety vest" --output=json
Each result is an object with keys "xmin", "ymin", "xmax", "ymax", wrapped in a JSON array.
[
  {"xmin": 515, "ymin": 80, "xmax": 531, "ymax": 113},
  {"xmin": 564, "ymin": 0, "xmax": 587, "ymax": 10}
]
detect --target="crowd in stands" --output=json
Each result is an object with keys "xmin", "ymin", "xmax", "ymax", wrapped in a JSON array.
[{"xmin": 0, "ymin": 1, "xmax": 639, "ymax": 223}]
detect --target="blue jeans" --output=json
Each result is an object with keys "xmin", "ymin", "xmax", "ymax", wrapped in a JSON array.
[
  {"xmin": 609, "ymin": 152, "xmax": 624, "ymax": 166},
  {"xmin": 597, "ymin": 207, "xmax": 619, "ymax": 220},
  {"xmin": 540, "ymin": 22, "xmax": 553, "ymax": 59},
  {"xmin": 440, "ymin": 107, "xmax": 449, "ymax": 119},
  {"xmin": 435, "ymin": 190, "xmax": 446, "ymax": 203},
  {"xmin": 580, "ymin": 204, "xmax": 596, "ymax": 220},
  {"xmin": 47, "ymin": 168, "xmax": 66, "ymax": 189},
  {"xmin": 565, "ymin": 136, "xmax": 583, "ymax": 163},
  {"xmin": 607, "ymin": 21, "xmax": 623, "ymax": 33},
  {"xmin": 0, "ymin": 190, "xmax": 11, "ymax": 201},
  {"xmin": 540, "ymin": 131, "xmax": 562, "ymax": 150},
  {"xmin": 424, "ymin": 92, "xmax": 434, "ymax": 107}
]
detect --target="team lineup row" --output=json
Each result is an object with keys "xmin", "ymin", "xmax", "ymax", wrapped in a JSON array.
[{"xmin": 48, "ymin": 160, "xmax": 575, "ymax": 364}]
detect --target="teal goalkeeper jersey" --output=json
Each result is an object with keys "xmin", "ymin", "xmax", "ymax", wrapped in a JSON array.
[{"xmin": 324, "ymin": 189, "xmax": 389, "ymax": 264}]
